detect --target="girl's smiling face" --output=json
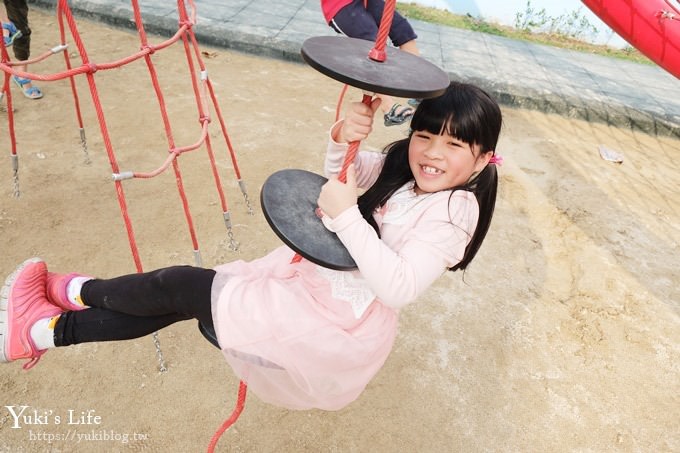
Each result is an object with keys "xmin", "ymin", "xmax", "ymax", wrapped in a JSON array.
[{"xmin": 408, "ymin": 130, "xmax": 492, "ymax": 195}]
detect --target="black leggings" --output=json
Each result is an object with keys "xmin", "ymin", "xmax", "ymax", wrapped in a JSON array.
[{"xmin": 53, "ymin": 266, "xmax": 216, "ymax": 346}]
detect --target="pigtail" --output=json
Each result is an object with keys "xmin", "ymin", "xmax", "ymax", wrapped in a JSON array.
[{"xmin": 448, "ymin": 163, "xmax": 497, "ymax": 271}]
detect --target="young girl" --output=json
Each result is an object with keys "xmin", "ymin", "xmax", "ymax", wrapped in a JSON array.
[{"xmin": 1, "ymin": 82, "xmax": 502, "ymax": 411}]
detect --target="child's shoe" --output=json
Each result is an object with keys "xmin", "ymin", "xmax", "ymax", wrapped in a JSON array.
[
  {"xmin": 383, "ymin": 103, "xmax": 414, "ymax": 127},
  {"xmin": 0, "ymin": 258, "xmax": 62, "ymax": 369},
  {"xmin": 2, "ymin": 22, "xmax": 22, "ymax": 47},
  {"xmin": 46, "ymin": 272, "xmax": 91, "ymax": 311}
]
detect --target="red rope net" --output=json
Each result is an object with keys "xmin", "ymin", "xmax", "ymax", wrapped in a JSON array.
[{"xmin": 1, "ymin": 0, "xmax": 250, "ymax": 449}]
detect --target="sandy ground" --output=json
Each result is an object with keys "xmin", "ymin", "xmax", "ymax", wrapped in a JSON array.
[{"xmin": 0, "ymin": 8, "xmax": 678, "ymax": 453}]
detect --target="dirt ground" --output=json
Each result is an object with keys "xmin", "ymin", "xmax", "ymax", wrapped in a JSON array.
[{"xmin": 0, "ymin": 8, "xmax": 678, "ymax": 453}]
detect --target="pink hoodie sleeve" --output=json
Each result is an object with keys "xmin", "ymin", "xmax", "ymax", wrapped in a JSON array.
[{"xmin": 324, "ymin": 192, "xmax": 479, "ymax": 309}]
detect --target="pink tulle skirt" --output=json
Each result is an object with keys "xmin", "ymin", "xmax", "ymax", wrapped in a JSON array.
[{"xmin": 211, "ymin": 246, "xmax": 398, "ymax": 410}]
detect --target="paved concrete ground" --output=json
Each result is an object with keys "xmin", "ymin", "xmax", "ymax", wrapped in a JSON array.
[{"xmin": 31, "ymin": 0, "xmax": 680, "ymax": 137}]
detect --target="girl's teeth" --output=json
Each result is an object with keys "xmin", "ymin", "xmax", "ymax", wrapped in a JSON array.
[{"xmin": 422, "ymin": 166, "xmax": 441, "ymax": 174}]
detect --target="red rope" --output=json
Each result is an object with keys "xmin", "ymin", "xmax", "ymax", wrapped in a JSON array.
[
  {"xmin": 177, "ymin": 5, "xmax": 231, "ymax": 221},
  {"xmin": 57, "ymin": 11, "xmax": 85, "ymax": 134},
  {"xmin": 368, "ymin": 0, "xmax": 396, "ymax": 62},
  {"xmin": 338, "ymin": 93, "xmax": 373, "ymax": 182},
  {"xmin": 1, "ymin": 76, "xmax": 17, "ymax": 159},
  {"xmin": 1, "ymin": 27, "xmax": 17, "ymax": 160},
  {"xmin": 335, "ymin": 84, "xmax": 349, "ymax": 122},
  {"xmin": 57, "ymin": 0, "xmax": 146, "ymax": 271},
  {"xmin": 207, "ymin": 381, "xmax": 248, "ymax": 453},
  {"xmin": 0, "ymin": 21, "xmax": 192, "ymax": 82}
]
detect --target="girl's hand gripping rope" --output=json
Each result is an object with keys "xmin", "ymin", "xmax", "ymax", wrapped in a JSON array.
[
  {"xmin": 334, "ymin": 97, "xmax": 382, "ymax": 143},
  {"xmin": 318, "ymin": 164, "xmax": 359, "ymax": 219}
]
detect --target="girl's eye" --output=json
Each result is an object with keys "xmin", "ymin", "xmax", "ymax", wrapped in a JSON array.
[{"xmin": 449, "ymin": 139, "xmax": 472, "ymax": 150}]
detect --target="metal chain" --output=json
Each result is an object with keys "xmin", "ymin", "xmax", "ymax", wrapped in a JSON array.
[
  {"xmin": 152, "ymin": 332, "xmax": 168, "ymax": 373},
  {"xmin": 79, "ymin": 128, "xmax": 92, "ymax": 165},
  {"xmin": 13, "ymin": 171, "xmax": 19, "ymax": 198},
  {"xmin": 223, "ymin": 211, "xmax": 240, "ymax": 251},
  {"xmin": 226, "ymin": 227, "xmax": 239, "ymax": 251},
  {"xmin": 238, "ymin": 180, "xmax": 254, "ymax": 215},
  {"xmin": 242, "ymin": 192, "xmax": 254, "ymax": 216},
  {"xmin": 12, "ymin": 155, "xmax": 20, "ymax": 198}
]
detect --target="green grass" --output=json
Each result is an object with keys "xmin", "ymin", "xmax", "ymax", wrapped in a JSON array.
[{"xmin": 396, "ymin": 3, "xmax": 652, "ymax": 65}]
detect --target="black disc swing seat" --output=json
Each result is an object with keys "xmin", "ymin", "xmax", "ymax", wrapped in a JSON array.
[{"xmin": 260, "ymin": 35, "xmax": 450, "ymax": 271}]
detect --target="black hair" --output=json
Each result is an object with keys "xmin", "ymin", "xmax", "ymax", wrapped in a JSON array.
[{"xmin": 357, "ymin": 81, "xmax": 502, "ymax": 271}]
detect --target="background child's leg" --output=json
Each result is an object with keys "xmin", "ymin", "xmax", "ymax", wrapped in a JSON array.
[
  {"xmin": 4, "ymin": 0, "xmax": 30, "ymax": 61},
  {"xmin": 328, "ymin": 0, "xmax": 378, "ymax": 42},
  {"xmin": 364, "ymin": 0, "xmax": 418, "ymax": 49},
  {"xmin": 4, "ymin": 0, "xmax": 43, "ymax": 99}
]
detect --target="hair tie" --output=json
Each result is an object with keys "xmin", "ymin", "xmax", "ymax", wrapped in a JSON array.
[{"xmin": 489, "ymin": 154, "xmax": 503, "ymax": 166}]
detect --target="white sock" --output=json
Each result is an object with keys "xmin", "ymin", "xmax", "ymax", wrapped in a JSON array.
[
  {"xmin": 30, "ymin": 316, "xmax": 59, "ymax": 350},
  {"xmin": 66, "ymin": 276, "xmax": 92, "ymax": 308}
]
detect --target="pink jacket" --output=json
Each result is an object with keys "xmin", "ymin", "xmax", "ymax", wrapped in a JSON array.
[{"xmin": 210, "ymin": 126, "xmax": 479, "ymax": 410}]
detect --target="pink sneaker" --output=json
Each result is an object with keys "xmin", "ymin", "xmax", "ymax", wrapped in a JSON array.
[
  {"xmin": 0, "ymin": 258, "xmax": 63, "ymax": 370},
  {"xmin": 46, "ymin": 272, "xmax": 91, "ymax": 311}
]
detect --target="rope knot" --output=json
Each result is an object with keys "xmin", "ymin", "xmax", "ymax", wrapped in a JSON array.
[
  {"xmin": 179, "ymin": 20, "xmax": 193, "ymax": 29},
  {"xmin": 141, "ymin": 44, "xmax": 155, "ymax": 55},
  {"xmin": 199, "ymin": 115, "xmax": 211, "ymax": 124},
  {"xmin": 87, "ymin": 63, "xmax": 98, "ymax": 74}
]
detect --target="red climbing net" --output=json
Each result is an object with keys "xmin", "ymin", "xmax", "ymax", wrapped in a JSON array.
[
  {"xmin": 1, "ymin": 0, "xmax": 250, "ymax": 450},
  {"xmin": 1, "ymin": 0, "xmax": 252, "ymax": 269}
]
